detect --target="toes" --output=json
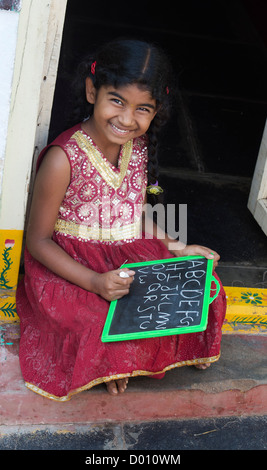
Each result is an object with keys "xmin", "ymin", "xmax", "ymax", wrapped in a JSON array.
[
  {"xmin": 106, "ymin": 380, "xmax": 118, "ymax": 395},
  {"xmin": 118, "ymin": 378, "xmax": 128, "ymax": 393},
  {"xmin": 106, "ymin": 378, "xmax": 129, "ymax": 395},
  {"xmin": 195, "ymin": 363, "xmax": 211, "ymax": 370}
]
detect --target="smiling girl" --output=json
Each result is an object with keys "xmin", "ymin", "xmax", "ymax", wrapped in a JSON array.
[{"xmin": 16, "ymin": 39, "xmax": 226, "ymax": 400}]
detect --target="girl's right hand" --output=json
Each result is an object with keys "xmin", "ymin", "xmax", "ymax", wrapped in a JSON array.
[{"xmin": 92, "ymin": 269, "xmax": 135, "ymax": 302}]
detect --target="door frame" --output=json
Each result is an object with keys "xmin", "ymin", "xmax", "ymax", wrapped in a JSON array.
[{"xmin": 248, "ymin": 119, "xmax": 267, "ymax": 236}]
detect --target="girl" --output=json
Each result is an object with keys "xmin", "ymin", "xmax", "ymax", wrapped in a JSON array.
[{"xmin": 17, "ymin": 39, "xmax": 226, "ymax": 400}]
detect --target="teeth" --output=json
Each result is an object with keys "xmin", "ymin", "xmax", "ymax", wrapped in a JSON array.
[{"xmin": 111, "ymin": 124, "xmax": 129, "ymax": 134}]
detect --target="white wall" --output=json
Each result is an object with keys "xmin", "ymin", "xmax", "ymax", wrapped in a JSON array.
[
  {"xmin": 0, "ymin": 9, "xmax": 19, "ymax": 197},
  {"xmin": 0, "ymin": 0, "xmax": 67, "ymax": 231}
]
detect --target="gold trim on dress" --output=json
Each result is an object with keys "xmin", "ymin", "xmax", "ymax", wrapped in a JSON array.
[
  {"xmin": 54, "ymin": 218, "xmax": 142, "ymax": 242},
  {"xmin": 73, "ymin": 131, "xmax": 133, "ymax": 190},
  {"xmin": 25, "ymin": 353, "xmax": 220, "ymax": 402}
]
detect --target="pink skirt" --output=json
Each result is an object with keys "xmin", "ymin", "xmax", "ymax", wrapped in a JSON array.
[{"xmin": 16, "ymin": 233, "xmax": 226, "ymax": 401}]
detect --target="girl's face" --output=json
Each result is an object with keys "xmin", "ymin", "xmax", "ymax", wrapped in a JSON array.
[{"xmin": 85, "ymin": 79, "xmax": 157, "ymax": 148}]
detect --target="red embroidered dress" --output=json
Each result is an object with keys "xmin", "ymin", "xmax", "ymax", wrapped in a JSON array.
[{"xmin": 17, "ymin": 124, "xmax": 226, "ymax": 401}]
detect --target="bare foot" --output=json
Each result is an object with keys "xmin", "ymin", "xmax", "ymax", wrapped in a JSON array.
[
  {"xmin": 106, "ymin": 378, "xmax": 129, "ymax": 395},
  {"xmin": 195, "ymin": 363, "xmax": 211, "ymax": 370}
]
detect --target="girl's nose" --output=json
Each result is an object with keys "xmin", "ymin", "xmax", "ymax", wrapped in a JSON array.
[{"xmin": 118, "ymin": 107, "xmax": 135, "ymax": 127}]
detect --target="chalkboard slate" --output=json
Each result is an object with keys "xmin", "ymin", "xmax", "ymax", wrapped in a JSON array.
[{"xmin": 101, "ymin": 256, "xmax": 220, "ymax": 342}]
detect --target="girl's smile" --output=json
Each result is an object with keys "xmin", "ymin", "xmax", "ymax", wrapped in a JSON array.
[
  {"xmin": 109, "ymin": 122, "xmax": 134, "ymax": 137},
  {"xmin": 84, "ymin": 80, "xmax": 157, "ymax": 162}
]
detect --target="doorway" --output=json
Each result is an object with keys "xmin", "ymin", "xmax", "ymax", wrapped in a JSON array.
[{"xmin": 49, "ymin": 0, "xmax": 267, "ymax": 284}]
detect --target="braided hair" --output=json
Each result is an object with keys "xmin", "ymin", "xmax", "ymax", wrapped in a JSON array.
[{"xmin": 69, "ymin": 38, "xmax": 173, "ymax": 199}]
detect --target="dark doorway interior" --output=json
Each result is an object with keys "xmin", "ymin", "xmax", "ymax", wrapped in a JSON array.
[{"xmin": 49, "ymin": 0, "xmax": 267, "ymax": 283}]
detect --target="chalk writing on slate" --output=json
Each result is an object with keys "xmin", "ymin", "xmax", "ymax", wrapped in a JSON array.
[{"xmin": 102, "ymin": 257, "xmax": 220, "ymax": 342}]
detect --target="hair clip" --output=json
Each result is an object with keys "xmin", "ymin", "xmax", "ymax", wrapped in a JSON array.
[
  {"xmin": 91, "ymin": 61, "xmax": 97, "ymax": 75},
  {"xmin": 146, "ymin": 181, "xmax": 164, "ymax": 195}
]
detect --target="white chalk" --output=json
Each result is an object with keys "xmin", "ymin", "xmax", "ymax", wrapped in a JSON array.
[{"xmin": 119, "ymin": 271, "xmax": 129, "ymax": 278}]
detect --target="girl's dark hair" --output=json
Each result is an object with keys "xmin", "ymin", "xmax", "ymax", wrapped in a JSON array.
[{"xmin": 70, "ymin": 38, "xmax": 174, "ymax": 189}]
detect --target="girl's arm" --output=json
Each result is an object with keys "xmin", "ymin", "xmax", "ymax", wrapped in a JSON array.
[
  {"xmin": 142, "ymin": 201, "xmax": 220, "ymax": 268},
  {"xmin": 26, "ymin": 146, "xmax": 134, "ymax": 301}
]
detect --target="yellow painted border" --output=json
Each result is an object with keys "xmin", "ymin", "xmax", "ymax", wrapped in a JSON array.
[
  {"xmin": 222, "ymin": 286, "xmax": 267, "ymax": 335},
  {"xmin": 0, "ymin": 230, "xmax": 23, "ymax": 321}
]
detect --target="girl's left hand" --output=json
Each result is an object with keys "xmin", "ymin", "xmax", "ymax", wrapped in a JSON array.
[{"xmin": 170, "ymin": 244, "xmax": 220, "ymax": 270}]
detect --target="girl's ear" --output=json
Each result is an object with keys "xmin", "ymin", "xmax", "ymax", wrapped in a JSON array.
[{"xmin": 85, "ymin": 77, "xmax": 97, "ymax": 104}]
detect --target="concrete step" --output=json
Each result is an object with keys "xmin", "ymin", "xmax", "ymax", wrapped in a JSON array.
[{"xmin": 0, "ymin": 322, "xmax": 267, "ymax": 426}]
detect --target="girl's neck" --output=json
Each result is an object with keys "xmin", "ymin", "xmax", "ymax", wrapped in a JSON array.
[{"xmin": 82, "ymin": 119, "xmax": 121, "ymax": 167}]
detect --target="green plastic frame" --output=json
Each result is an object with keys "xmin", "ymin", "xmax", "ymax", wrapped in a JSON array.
[{"xmin": 101, "ymin": 256, "xmax": 220, "ymax": 342}]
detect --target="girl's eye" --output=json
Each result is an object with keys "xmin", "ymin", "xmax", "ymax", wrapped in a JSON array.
[
  {"xmin": 112, "ymin": 98, "xmax": 123, "ymax": 106},
  {"xmin": 137, "ymin": 107, "xmax": 150, "ymax": 113}
]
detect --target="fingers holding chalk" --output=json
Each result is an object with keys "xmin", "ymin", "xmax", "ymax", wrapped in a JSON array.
[
  {"xmin": 119, "ymin": 269, "xmax": 135, "ymax": 279},
  {"xmin": 119, "ymin": 271, "xmax": 129, "ymax": 278}
]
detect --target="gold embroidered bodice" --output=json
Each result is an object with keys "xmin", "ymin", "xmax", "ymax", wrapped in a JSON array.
[{"xmin": 54, "ymin": 129, "xmax": 148, "ymax": 244}]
